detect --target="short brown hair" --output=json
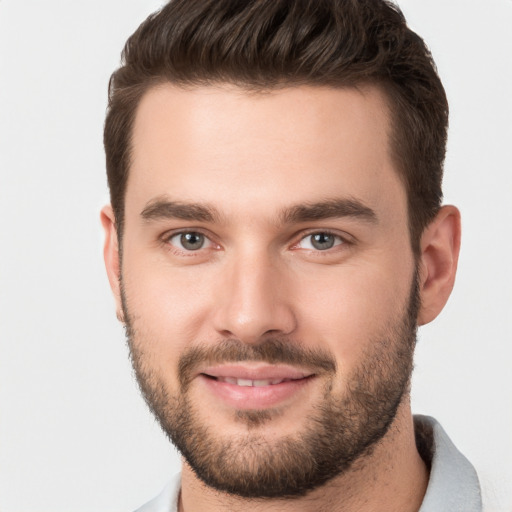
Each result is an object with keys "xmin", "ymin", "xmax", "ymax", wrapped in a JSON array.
[{"xmin": 104, "ymin": 0, "xmax": 448, "ymax": 253}]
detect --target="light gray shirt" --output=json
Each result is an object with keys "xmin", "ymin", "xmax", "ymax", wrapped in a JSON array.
[{"xmin": 134, "ymin": 415, "xmax": 482, "ymax": 512}]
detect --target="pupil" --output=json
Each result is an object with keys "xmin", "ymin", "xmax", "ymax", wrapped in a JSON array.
[
  {"xmin": 312, "ymin": 233, "xmax": 334, "ymax": 250},
  {"xmin": 181, "ymin": 232, "xmax": 204, "ymax": 250}
]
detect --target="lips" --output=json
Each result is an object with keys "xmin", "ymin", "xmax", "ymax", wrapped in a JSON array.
[
  {"xmin": 201, "ymin": 363, "xmax": 312, "ymax": 381},
  {"xmin": 215, "ymin": 377, "xmax": 298, "ymax": 387},
  {"xmin": 198, "ymin": 364, "xmax": 315, "ymax": 409}
]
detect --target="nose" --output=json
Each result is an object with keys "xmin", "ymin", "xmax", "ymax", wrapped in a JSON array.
[{"xmin": 212, "ymin": 252, "xmax": 297, "ymax": 344}]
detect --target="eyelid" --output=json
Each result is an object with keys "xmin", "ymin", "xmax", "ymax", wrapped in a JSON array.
[
  {"xmin": 161, "ymin": 228, "xmax": 219, "ymax": 252},
  {"xmin": 292, "ymin": 229, "xmax": 353, "ymax": 250},
  {"xmin": 159, "ymin": 227, "xmax": 353, "ymax": 254}
]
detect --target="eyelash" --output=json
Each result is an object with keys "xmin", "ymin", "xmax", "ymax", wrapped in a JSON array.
[
  {"xmin": 161, "ymin": 230, "xmax": 217, "ymax": 255},
  {"xmin": 161, "ymin": 229, "xmax": 351, "ymax": 256},
  {"xmin": 293, "ymin": 230, "xmax": 348, "ymax": 252}
]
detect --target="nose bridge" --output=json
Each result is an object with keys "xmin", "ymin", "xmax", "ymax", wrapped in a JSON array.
[{"xmin": 213, "ymin": 246, "xmax": 296, "ymax": 342}]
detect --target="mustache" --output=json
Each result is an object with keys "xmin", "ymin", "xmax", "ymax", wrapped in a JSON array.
[{"xmin": 178, "ymin": 338, "xmax": 337, "ymax": 389}]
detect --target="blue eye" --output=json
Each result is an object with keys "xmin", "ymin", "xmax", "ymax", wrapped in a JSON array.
[
  {"xmin": 298, "ymin": 233, "xmax": 343, "ymax": 251},
  {"xmin": 169, "ymin": 232, "xmax": 210, "ymax": 251}
]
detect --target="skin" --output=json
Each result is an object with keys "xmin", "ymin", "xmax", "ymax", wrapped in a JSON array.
[{"xmin": 102, "ymin": 84, "xmax": 461, "ymax": 512}]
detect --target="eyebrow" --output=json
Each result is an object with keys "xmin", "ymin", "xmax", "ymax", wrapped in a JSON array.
[
  {"xmin": 140, "ymin": 196, "xmax": 377, "ymax": 225},
  {"xmin": 279, "ymin": 198, "xmax": 377, "ymax": 224},
  {"xmin": 141, "ymin": 197, "xmax": 220, "ymax": 223}
]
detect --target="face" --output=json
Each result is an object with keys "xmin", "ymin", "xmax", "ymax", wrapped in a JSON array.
[{"xmin": 115, "ymin": 84, "xmax": 419, "ymax": 497}]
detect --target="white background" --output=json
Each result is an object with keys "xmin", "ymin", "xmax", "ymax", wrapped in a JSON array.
[{"xmin": 0, "ymin": 1, "xmax": 511, "ymax": 511}]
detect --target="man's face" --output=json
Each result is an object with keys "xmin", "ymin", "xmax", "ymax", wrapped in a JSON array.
[{"xmin": 118, "ymin": 84, "xmax": 418, "ymax": 497}]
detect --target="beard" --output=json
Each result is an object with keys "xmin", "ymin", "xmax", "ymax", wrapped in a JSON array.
[{"xmin": 121, "ymin": 273, "xmax": 420, "ymax": 499}]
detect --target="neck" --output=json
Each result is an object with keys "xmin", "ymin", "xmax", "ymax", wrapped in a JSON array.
[{"xmin": 179, "ymin": 400, "xmax": 428, "ymax": 512}]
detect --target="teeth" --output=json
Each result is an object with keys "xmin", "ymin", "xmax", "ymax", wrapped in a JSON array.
[
  {"xmin": 253, "ymin": 379, "xmax": 272, "ymax": 387},
  {"xmin": 217, "ymin": 377, "xmax": 289, "ymax": 386}
]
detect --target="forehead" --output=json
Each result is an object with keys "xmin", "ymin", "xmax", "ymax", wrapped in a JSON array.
[{"xmin": 127, "ymin": 83, "xmax": 406, "ymax": 223}]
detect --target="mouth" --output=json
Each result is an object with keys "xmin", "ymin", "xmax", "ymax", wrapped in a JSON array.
[
  {"xmin": 205, "ymin": 376, "xmax": 306, "ymax": 387},
  {"xmin": 197, "ymin": 364, "xmax": 315, "ymax": 409}
]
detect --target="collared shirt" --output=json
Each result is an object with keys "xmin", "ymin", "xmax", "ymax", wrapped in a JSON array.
[
  {"xmin": 415, "ymin": 415, "xmax": 482, "ymax": 511},
  {"xmin": 134, "ymin": 415, "xmax": 482, "ymax": 512}
]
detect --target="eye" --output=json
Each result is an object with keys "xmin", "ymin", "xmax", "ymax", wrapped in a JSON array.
[
  {"xmin": 297, "ymin": 232, "xmax": 344, "ymax": 251},
  {"xmin": 168, "ymin": 231, "xmax": 211, "ymax": 251}
]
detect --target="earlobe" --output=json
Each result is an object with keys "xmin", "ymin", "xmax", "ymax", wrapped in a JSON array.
[
  {"xmin": 100, "ymin": 205, "xmax": 124, "ymax": 321},
  {"xmin": 417, "ymin": 205, "xmax": 461, "ymax": 326}
]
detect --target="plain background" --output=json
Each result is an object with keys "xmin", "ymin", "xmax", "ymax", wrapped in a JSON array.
[{"xmin": 0, "ymin": 0, "xmax": 511, "ymax": 510}]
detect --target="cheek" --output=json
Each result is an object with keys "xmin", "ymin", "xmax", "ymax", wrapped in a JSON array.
[
  {"xmin": 292, "ymin": 260, "xmax": 414, "ymax": 368},
  {"xmin": 121, "ymin": 253, "xmax": 215, "ymax": 359}
]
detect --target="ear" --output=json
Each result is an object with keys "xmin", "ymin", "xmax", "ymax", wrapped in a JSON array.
[
  {"xmin": 100, "ymin": 205, "xmax": 124, "ymax": 322},
  {"xmin": 417, "ymin": 205, "xmax": 461, "ymax": 326}
]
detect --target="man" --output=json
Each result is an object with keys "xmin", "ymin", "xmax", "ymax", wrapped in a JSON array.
[{"xmin": 101, "ymin": 0, "xmax": 482, "ymax": 510}]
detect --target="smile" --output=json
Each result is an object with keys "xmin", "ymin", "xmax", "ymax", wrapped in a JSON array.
[
  {"xmin": 197, "ymin": 365, "xmax": 315, "ymax": 409},
  {"xmin": 210, "ymin": 376, "xmax": 302, "ymax": 387}
]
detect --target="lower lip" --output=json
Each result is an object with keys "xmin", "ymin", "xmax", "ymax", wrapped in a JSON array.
[{"xmin": 198, "ymin": 375, "xmax": 314, "ymax": 410}]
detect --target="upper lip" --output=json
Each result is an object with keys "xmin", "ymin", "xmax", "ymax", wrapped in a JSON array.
[{"xmin": 200, "ymin": 364, "xmax": 313, "ymax": 381}]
